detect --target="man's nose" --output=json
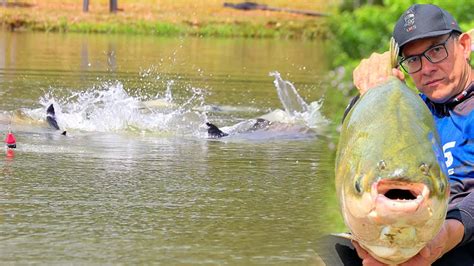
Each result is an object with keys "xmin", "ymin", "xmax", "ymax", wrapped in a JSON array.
[{"xmin": 420, "ymin": 55, "xmax": 438, "ymax": 74}]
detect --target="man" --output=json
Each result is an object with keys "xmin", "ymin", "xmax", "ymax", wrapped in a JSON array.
[{"xmin": 321, "ymin": 4, "xmax": 474, "ymax": 266}]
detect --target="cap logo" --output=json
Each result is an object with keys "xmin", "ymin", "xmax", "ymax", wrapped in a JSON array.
[{"xmin": 403, "ymin": 11, "xmax": 416, "ymax": 33}]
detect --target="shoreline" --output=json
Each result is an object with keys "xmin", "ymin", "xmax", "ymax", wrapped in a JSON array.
[
  {"xmin": 0, "ymin": 1, "xmax": 329, "ymax": 39},
  {"xmin": 1, "ymin": 19, "xmax": 328, "ymax": 40}
]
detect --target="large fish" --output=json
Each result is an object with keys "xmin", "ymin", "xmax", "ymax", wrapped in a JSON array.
[{"xmin": 334, "ymin": 39, "xmax": 449, "ymax": 265}]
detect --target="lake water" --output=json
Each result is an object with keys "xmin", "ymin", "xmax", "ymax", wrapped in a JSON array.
[{"xmin": 0, "ymin": 31, "xmax": 338, "ymax": 264}]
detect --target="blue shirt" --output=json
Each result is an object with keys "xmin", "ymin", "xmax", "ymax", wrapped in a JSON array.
[
  {"xmin": 422, "ymin": 84, "xmax": 474, "ymax": 181},
  {"xmin": 423, "ymin": 85, "xmax": 474, "ymax": 247}
]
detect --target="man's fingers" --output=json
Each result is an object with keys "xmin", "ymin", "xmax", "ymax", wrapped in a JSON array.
[
  {"xmin": 353, "ymin": 51, "xmax": 397, "ymax": 95},
  {"xmin": 392, "ymin": 68, "xmax": 405, "ymax": 81},
  {"xmin": 418, "ymin": 246, "xmax": 431, "ymax": 259},
  {"xmin": 354, "ymin": 58, "xmax": 369, "ymax": 94},
  {"xmin": 352, "ymin": 240, "xmax": 369, "ymax": 259},
  {"xmin": 367, "ymin": 52, "xmax": 391, "ymax": 88},
  {"xmin": 399, "ymin": 254, "xmax": 431, "ymax": 266},
  {"xmin": 352, "ymin": 241, "xmax": 389, "ymax": 266}
]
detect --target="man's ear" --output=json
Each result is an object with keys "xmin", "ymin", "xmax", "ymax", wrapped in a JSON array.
[{"xmin": 459, "ymin": 32, "xmax": 472, "ymax": 61}]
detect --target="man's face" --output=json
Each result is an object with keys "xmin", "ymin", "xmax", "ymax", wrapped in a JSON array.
[{"xmin": 402, "ymin": 33, "xmax": 471, "ymax": 103}]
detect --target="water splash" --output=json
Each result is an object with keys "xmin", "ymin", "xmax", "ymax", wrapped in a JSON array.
[
  {"xmin": 213, "ymin": 72, "xmax": 328, "ymax": 138},
  {"xmin": 268, "ymin": 71, "xmax": 328, "ymax": 129},
  {"xmin": 29, "ymin": 81, "xmax": 208, "ymax": 136},
  {"xmin": 10, "ymin": 72, "xmax": 327, "ymax": 139},
  {"xmin": 270, "ymin": 71, "xmax": 309, "ymax": 115}
]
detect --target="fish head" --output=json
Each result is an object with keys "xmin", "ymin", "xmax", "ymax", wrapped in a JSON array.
[{"xmin": 337, "ymin": 135, "xmax": 449, "ymax": 264}]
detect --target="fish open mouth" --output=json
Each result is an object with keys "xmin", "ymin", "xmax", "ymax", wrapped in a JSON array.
[
  {"xmin": 383, "ymin": 189, "xmax": 417, "ymax": 200},
  {"xmin": 371, "ymin": 180, "xmax": 430, "ymax": 215},
  {"xmin": 376, "ymin": 180, "xmax": 427, "ymax": 200}
]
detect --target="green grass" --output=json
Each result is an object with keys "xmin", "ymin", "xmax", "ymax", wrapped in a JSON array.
[
  {"xmin": 0, "ymin": 0, "xmax": 331, "ymax": 39},
  {"xmin": 1, "ymin": 19, "xmax": 327, "ymax": 39}
]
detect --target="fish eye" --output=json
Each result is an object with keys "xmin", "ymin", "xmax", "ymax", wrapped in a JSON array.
[
  {"xmin": 419, "ymin": 163, "xmax": 430, "ymax": 175},
  {"xmin": 439, "ymin": 181, "xmax": 445, "ymax": 193},
  {"xmin": 377, "ymin": 160, "xmax": 386, "ymax": 171},
  {"xmin": 354, "ymin": 176, "xmax": 363, "ymax": 194}
]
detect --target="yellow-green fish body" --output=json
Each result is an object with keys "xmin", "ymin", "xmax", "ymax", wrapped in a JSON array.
[{"xmin": 335, "ymin": 76, "xmax": 449, "ymax": 264}]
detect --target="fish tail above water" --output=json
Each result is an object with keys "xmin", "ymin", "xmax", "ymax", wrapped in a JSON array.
[
  {"xmin": 206, "ymin": 122, "xmax": 228, "ymax": 138},
  {"xmin": 46, "ymin": 104, "xmax": 66, "ymax": 135},
  {"xmin": 46, "ymin": 104, "xmax": 60, "ymax": 130}
]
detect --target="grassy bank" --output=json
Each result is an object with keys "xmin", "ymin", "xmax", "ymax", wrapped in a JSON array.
[{"xmin": 0, "ymin": 0, "xmax": 331, "ymax": 39}]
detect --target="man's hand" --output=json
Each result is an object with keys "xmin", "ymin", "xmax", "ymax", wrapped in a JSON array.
[
  {"xmin": 352, "ymin": 219, "xmax": 464, "ymax": 266},
  {"xmin": 352, "ymin": 241, "xmax": 388, "ymax": 266},
  {"xmin": 353, "ymin": 51, "xmax": 405, "ymax": 95}
]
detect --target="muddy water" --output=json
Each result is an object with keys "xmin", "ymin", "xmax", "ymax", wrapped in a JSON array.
[{"xmin": 0, "ymin": 31, "xmax": 336, "ymax": 264}]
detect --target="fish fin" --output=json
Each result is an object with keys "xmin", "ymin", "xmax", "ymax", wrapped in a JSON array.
[
  {"xmin": 330, "ymin": 232, "xmax": 354, "ymax": 240},
  {"xmin": 61, "ymin": 131, "xmax": 67, "ymax": 136},
  {"xmin": 46, "ymin": 104, "xmax": 61, "ymax": 130},
  {"xmin": 390, "ymin": 37, "xmax": 400, "ymax": 69},
  {"xmin": 46, "ymin": 104, "xmax": 55, "ymax": 116},
  {"xmin": 342, "ymin": 95, "xmax": 360, "ymax": 124},
  {"xmin": 206, "ymin": 122, "xmax": 228, "ymax": 138},
  {"xmin": 46, "ymin": 116, "xmax": 60, "ymax": 130}
]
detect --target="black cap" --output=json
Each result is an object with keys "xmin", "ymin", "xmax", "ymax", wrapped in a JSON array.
[{"xmin": 393, "ymin": 4, "xmax": 461, "ymax": 53}]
